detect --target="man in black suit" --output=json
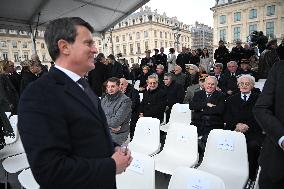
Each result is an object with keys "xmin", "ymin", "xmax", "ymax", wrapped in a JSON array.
[
  {"xmin": 225, "ymin": 75, "xmax": 264, "ymax": 187},
  {"xmin": 156, "ymin": 47, "xmax": 168, "ymax": 71},
  {"xmin": 253, "ymin": 60, "xmax": 284, "ymax": 188},
  {"xmin": 189, "ymin": 76, "xmax": 225, "ymax": 139},
  {"xmin": 18, "ymin": 17, "xmax": 132, "ymax": 189},
  {"xmin": 176, "ymin": 47, "xmax": 190, "ymax": 73}
]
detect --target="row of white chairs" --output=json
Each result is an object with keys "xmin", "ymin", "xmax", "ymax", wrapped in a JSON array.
[
  {"xmin": 2, "ymin": 113, "xmax": 39, "ymax": 189},
  {"xmin": 127, "ymin": 116, "xmax": 250, "ymax": 189}
]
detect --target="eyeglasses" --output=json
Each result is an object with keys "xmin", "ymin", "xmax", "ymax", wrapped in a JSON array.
[
  {"xmin": 239, "ymin": 82, "xmax": 251, "ymax": 87},
  {"xmin": 148, "ymin": 82, "xmax": 157, "ymax": 85},
  {"xmin": 163, "ymin": 79, "xmax": 169, "ymax": 80}
]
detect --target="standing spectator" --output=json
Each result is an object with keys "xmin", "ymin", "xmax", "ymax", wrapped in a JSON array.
[
  {"xmin": 240, "ymin": 59, "xmax": 258, "ymax": 81},
  {"xmin": 249, "ymin": 55, "xmax": 259, "ymax": 73},
  {"xmin": 163, "ymin": 73, "xmax": 185, "ymax": 123},
  {"xmin": 139, "ymin": 75, "xmax": 167, "ymax": 123},
  {"xmin": 88, "ymin": 53, "xmax": 108, "ymax": 97},
  {"xmin": 230, "ymin": 40, "xmax": 245, "ymax": 65},
  {"xmin": 5, "ymin": 60, "xmax": 21, "ymax": 95},
  {"xmin": 219, "ymin": 61, "xmax": 241, "ymax": 96},
  {"xmin": 189, "ymin": 50, "xmax": 200, "ymax": 66},
  {"xmin": 20, "ymin": 60, "xmax": 42, "ymax": 94},
  {"xmin": 243, "ymin": 43, "xmax": 256, "ymax": 60},
  {"xmin": 120, "ymin": 78, "xmax": 140, "ymax": 140},
  {"xmin": 172, "ymin": 65, "xmax": 186, "ymax": 89},
  {"xmin": 140, "ymin": 50, "xmax": 155, "ymax": 72},
  {"xmin": 253, "ymin": 60, "xmax": 284, "ymax": 189},
  {"xmin": 225, "ymin": 75, "xmax": 264, "ymax": 186},
  {"xmin": 258, "ymin": 39, "xmax": 280, "ymax": 79},
  {"xmin": 200, "ymin": 48, "xmax": 213, "ymax": 73},
  {"xmin": 167, "ymin": 48, "xmax": 176, "ymax": 73},
  {"xmin": 214, "ymin": 40, "xmax": 230, "ymax": 70},
  {"xmin": 152, "ymin": 49, "xmax": 159, "ymax": 65},
  {"xmin": 210, "ymin": 63, "xmax": 223, "ymax": 84},
  {"xmin": 107, "ymin": 54, "xmax": 123, "ymax": 78},
  {"xmin": 277, "ymin": 38, "xmax": 284, "ymax": 60},
  {"xmin": 129, "ymin": 63, "xmax": 141, "ymax": 84},
  {"xmin": 101, "ymin": 77, "xmax": 132, "ymax": 145},
  {"xmin": 257, "ymin": 31, "xmax": 268, "ymax": 54},
  {"xmin": 0, "ymin": 60, "xmax": 19, "ymax": 115},
  {"xmin": 157, "ymin": 47, "xmax": 168, "ymax": 71},
  {"xmin": 176, "ymin": 47, "xmax": 190, "ymax": 72}
]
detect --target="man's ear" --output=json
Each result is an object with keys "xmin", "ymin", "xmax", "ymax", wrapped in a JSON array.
[{"xmin": 57, "ymin": 39, "xmax": 70, "ymax": 55}]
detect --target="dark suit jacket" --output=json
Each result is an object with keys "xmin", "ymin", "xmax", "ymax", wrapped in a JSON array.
[
  {"xmin": 219, "ymin": 69, "xmax": 242, "ymax": 96},
  {"xmin": 253, "ymin": 60, "xmax": 284, "ymax": 182},
  {"xmin": 225, "ymin": 92, "xmax": 263, "ymax": 141},
  {"xmin": 18, "ymin": 67, "xmax": 117, "ymax": 189},
  {"xmin": 189, "ymin": 90, "xmax": 225, "ymax": 136},
  {"xmin": 88, "ymin": 62, "xmax": 108, "ymax": 97}
]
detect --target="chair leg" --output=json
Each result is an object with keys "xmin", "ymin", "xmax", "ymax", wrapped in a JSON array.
[{"xmin": 4, "ymin": 171, "xmax": 8, "ymax": 189}]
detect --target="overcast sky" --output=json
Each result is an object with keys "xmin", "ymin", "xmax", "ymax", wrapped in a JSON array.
[{"xmin": 145, "ymin": 0, "xmax": 216, "ymax": 27}]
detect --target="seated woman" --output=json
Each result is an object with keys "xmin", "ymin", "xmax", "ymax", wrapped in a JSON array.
[
  {"xmin": 138, "ymin": 65, "xmax": 150, "ymax": 92},
  {"xmin": 225, "ymin": 74, "xmax": 264, "ymax": 185},
  {"xmin": 101, "ymin": 77, "xmax": 132, "ymax": 145}
]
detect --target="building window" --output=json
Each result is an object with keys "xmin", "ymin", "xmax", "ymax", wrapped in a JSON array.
[
  {"xmin": 98, "ymin": 40, "xmax": 101, "ymax": 45},
  {"xmin": 11, "ymin": 41, "xmax": 17, "ymax": 48},
  {"xmin": 170, "ymin": 42, "xmax": 173, "ymax": 47},
  {"xmin": 42, "ymin": 54, "xmax": 46, "ymax": 61},
  {"xmin": 130, "ymin": 58, "xmax": 134, "ymax": 63},
  {"xmin": 116, "ymin": 36, "xmax": 119, "ymax": 43},
  {"xmin": 154, "ymin": 30, "xmax": 157, "ymax": 37},
  {"xmin": 136, "ymin": 32, "xmax": 140, "ymax": 40},
  {"xmin": 130, "ymin": 44, "xmax": 133, "ymax": 54},
  {"xmin": 160, "ymin": 41, "xmax": 163, "ymax": 47},
  {"xmin": 155, "ymin": 41, "xmax": 158, "ymax": 48},
  {"xmin": 165, "ymin": 42, "xmax": 168, "ymax": 48},
  {"xmin": 129, "ymin": 34, "xmax": 132, "ymax": 41},
  {"xmin": 266, "ymin": 21, "xmax": 274, "ymax": 38},
  {"xmin": 234, "ymin": 12, "xmax": 241, "ymax": 22},
  {"xmin": 122, "ymin": 35, "xmax": 126, "ymax": 41},
  {"xmin": 220, "ymin": 15, "xmax": 226, "ymax": 24},
  {"xmin": 145, "ymin": 41, "xmax": 148, "ymax": 50},
  {"xmin": 13, "ymin": 52, "xmax": 19, "ymax": 62},
  {"xmin": 249, "ymin": 24, "xmax": 257, "ymax": 34},
  {"xmin": 0, "ymin": 29, "xmax": 6, "ymax": 34},
  {"xmin": 23, "ymin": 52, "xmax": 29, "ymax": 60},
  {"xmin": 249, "ymin": 9, "xmax": 257, "ymax": 19},
  {"xmin": 123, "ymin": 45, "xmax": 126, "ymax": 55},
  {"xmin": 0, "ymin": 41, "xmax": 7, "ymax": 48},
  {"xmin": 9, "ymin": 30, "xmax": 17, "ymax": 35},
  {"xmin": 41, "ymin": 43, "xmax": 45, "ymax": 49},
  {"xmin": 220, "ymin": 29, "xmax": 226, "ymax": 42},
  {"xmin": 136, "ymin": 43, "xmax": 141, "ymax": 54},
  {"xmin": 22, "ymin": 42, "xmax": 28, "ymax": 48},
  {"xmin": 2, "ymin": 51, "xmax": 8, "ymax": 60},
  {"xmin": 160, "ymin": 31, "xmax": 163, "ymax": 38},
  {"xmin": 165, "ymin": 32, "xmax": 167, "ymax": 39},
  {"xmin": 267, "ymin": 5, "xmax": 276, "ymax": 16},
  {"xmin": 116, "ymin": 45, "xmax": 120, "ymax": 54},
  {"xmin": 144, "ymin": 31, "xmax": 148, "ymax": 38},
  {"xmin": 233, "ymin": 27, "xmax": 241, "ymax": 41}
]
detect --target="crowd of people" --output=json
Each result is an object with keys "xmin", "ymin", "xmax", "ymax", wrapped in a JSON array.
[{"xmin": 1, "ymin": 17, "xmax": 284, "ymax": 188}]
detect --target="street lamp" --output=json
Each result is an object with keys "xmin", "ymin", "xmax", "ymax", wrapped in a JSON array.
[{"xmin": 172, "ymin": 23, "xmax": 181, "ymax": 52}]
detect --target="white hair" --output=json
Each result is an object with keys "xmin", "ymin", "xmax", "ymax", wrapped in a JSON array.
[
  {"xmin": 237, "ymin": 74, "xmax": 255, "ymax": 87},
  {"xmin": 188, "ymin": 64, "xmax": 199, "ymax": 72},
  {"xmin": 205, "ymin": 75, "xmax": 218, "ymax": 85},
  {"xmin": 227, "ymin": 61, "xmax": 238, "ymax": 67}
]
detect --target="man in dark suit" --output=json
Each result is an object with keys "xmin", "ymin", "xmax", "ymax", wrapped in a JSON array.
[
  {"xmin": 225, "ymin": 75, "xmax": 264, "ymax": 187},
  {"xmin": 18, "ymin": 17, "xmax": 132, "ymax": 189},
  {"xmin": 156, "ymin": 47, "xmax": 168, "ymax": 71},
  {"xmin": 253, "ymin": 60, "xmax": 284, "ymax": 188}
]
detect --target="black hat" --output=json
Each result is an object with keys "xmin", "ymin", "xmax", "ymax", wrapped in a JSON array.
[
  {"xmin": 240, "ymin": 59, "xmax": 250, "ymax": 64},
  {"xmin": 219, "ymin": 40, "xmax": 224, "ymax": 44}
]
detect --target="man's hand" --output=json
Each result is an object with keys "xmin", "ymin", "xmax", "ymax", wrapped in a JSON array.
[
  {"xmin": 139, "ymin": 113, "xmax": 144, "ymax": 117},
  {"xmin": 110, "ymin": 126, "xmax": 121, "ymax": 133},
  {"xmin": 227, "ymin": 90, "xmax": 233, "ymax": 95},
  {"xmin": 207, "ymin": 103, "xmax": 216, "ymax": 108},
  {"xmin": 235, "ymin": 123, "xmax": 249, "ymax": 133},
  {"xmin": 111, "ymin": 147, "xmax": 132, "ymax": 174}
]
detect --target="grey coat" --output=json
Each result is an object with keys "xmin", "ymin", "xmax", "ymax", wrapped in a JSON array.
[{"xmin": 101, "ymin": 91, "xmax": 132, "ymax": 145}]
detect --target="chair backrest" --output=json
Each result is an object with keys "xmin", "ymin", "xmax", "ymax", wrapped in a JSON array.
[
  {"xmin": 139, "ymin": 93, "xmax": 143, "ymax": 102},
  {"xmin": 254, "ymin": 82, "xmax": 265, "ymax": 91},
  {"xmin": 131, "ymin": 117, "xmax": 160, "ymax": 150},
  {"xmin": 18, "ymin": 168, "xmax": 40, "ymax": 189},
  {"xmin": 168, "ymin": 103, "xmax": 191, "ymax": 124},
  {"xmin": 163, "ymin": 124, "xmax": 198, "ymax": 161},
  {"xmin": 5, "ymin": 112, "xmax": 11, "ymax": 118},
  {"xmin": 126, "ymin": 80, "xmax": 133, "ymax": 84},
  {"xmin": 134, "ymin": 80, "xmax": 140, "ymax": 90},
  {"xmin": 201, "ymin": 129, "xmax": 248, "ymax": 170},
  {"xmin": 116, "ymin": 152, "xmax": 155, "ymax": 189},
  {"xmin": 168, "ymin": 167, "xmax": 225, "ymax": 189}
]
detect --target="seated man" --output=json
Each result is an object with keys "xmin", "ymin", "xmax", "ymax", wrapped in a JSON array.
[
  {"xmin": 155, "ymin": 64, "xmax": 165, "ymax": 86},
  {"xmin": 225, "ymin": 74, "xmax": 264, "ymax": 186},
  {"xmin": 101, "ymin": 77, "xmax": 132, "ymax": 145},
  {"xmin": 172, "ymin": 65, "xmax": 186, "ymax": 89},
  {"xmin": 189, "ymin": 76, "xmax": 225, "ymax": 140},
  {"xmin": 184, "ymin": 74, "xmax": 207, "ymax": 104},
  {"xmin": 163, "ymin": 73, "xmax": 185, "ymax": 123},
  {"xmin": 139, "ymin": 75, "xmax": 167, "ymax": 123}
]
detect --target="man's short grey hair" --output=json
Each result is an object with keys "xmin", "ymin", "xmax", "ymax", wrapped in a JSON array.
[
  {"xmin": 227, "ymin": 61, "xmax": 238, "ymax": 67},
  {"xmin": 205, "ymin": 75, "xmax": 218, "ymax": 85},
  {"xmin": 164, "ymin": 73, "xmax": 173, "ymax": 80},
  {"xmin": 157, "ymin": 64, "xmax": 164, "ymax": 70},
  {"xmin": 188, "ymin": 64, "xmax": 199, "ymax": 72},
  {"xmin": 147, "ymin": 74, "xmax": 158, "ymax": 82},
  {"xmin": 237, "ymin": 74, "xmax": 255, "ymax": 87}
]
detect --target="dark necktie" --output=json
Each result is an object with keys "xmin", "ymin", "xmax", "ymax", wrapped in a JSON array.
[
  {"xmin": 77, "ymin": 78, "xmax": 99, "ymax": 110},
  {"xmin": 243, "ymin": 94, "xmax": 247, "ymax": 101}
]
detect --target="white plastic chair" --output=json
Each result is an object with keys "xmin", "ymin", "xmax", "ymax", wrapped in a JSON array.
[
  {"xmin": 0, "ymin": 133, "xmax": 25, "ymax": 160},
  {"xmin": 254, "ymin": 82, "xmax": 265, "ymax": 91},
  {"xmin": 128, "ymin": 117, "xmax": 160, "ymax": 156},
  {"xmin": 139, "ymin": 93, "xmax": 143, "ymax": 102},
  {"xmin": 18, "ymin": 168, "xmax": 40, "ymax": 189},
  {"xmin": 5, "ymin": 115, "xmax": 18, "ymax": 144},
  {"xmin": 254, "ymin": 167, "xmax": 261, "ymax": 189},
  {"xmin": 4, "ymin": 112, "xmax": 11, "ymax": 118},
  {"xmin": 160, "ymin": 103, "xmax": 191, "ymax": 132},
  {"xmin": 198, "ymin": 129, "xmax": 249, "ymax": 189},
  {"xmin": 2, "ymin": 153, "xmax": 29, "ymax": 174},
  {"xmin": 126, "ymin": 80, "xmax": 133, "ymax": 84},
  {"xmin": 258, "ymin": 79, "xmax": 266, "ymax": 83},
  {"xmin": 154, "ymin": 124, "xmax": 198, "ymax": 175},
  {"xmin": 134, "ymin": 80, "xmax": 140, "ymax": 90},
  {"xmin": 168, "ymin": 167, "xmax": 225, "ymax": 189},
  {"xmin": 116, "ymin": 152, "xmax": 155, "ymax": 189}
]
